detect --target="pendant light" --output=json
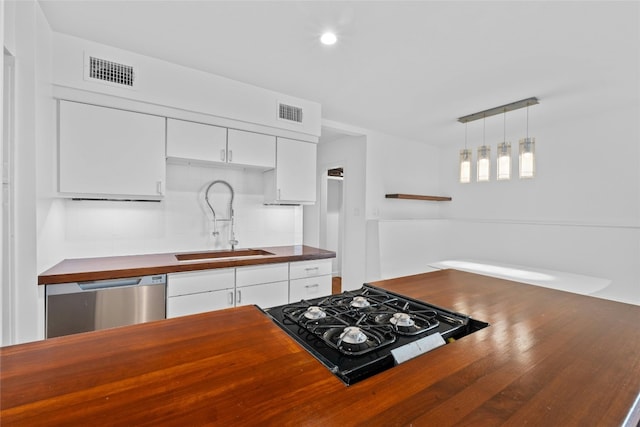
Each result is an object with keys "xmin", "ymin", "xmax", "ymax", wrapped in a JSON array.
[
  {"xmin": 477, "ymin": 117, "xmax": 490, "ymax": 182},
  {"xmin": 459, "ymin": 123, "xmax": 472, "ymax": 183},
  {"xmin": 519, "ymin": 105, "xmax": 535, "ymax": 179},
  {"xmin": 457, "ymin": 97, "xmax": 538, "ymax": 183},
  {"xmin": 497, "ymin": 110, "xmax": 511, "ymax": 180}
]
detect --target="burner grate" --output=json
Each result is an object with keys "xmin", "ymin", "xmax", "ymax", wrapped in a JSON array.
[{"xmin": 281, "ymin": 286, "xmax": 450, "ymax": 355}]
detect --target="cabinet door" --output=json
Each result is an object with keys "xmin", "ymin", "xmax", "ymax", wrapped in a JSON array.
[
  {"xmin": 167, "ymin": 288, "xmax": 234, "ymax": 318},
  {"xmin": 265, "ymin": 137, "xmax": 316, "ymax": 204},
  {"xmin": 235, "ymin": 263, "xmax": 288, "ymax": 287},
  {"xmin": 236, "ymin": 281, "xmax": 289, "ymax": 309},
  {"xmin": 290, "ymin": 259, "xmax": 332, "ymax": 280},
  {"xmin": 166, "ymin": 118, "xmax": 227, "ymax": 163},
  {"xmin": 289, "ymin": 275, "xmax": 332, "ymax": 303},
  {"xmin": 59, "ymin": 101, "xmax": 166, "ymax": 198},
  {"xmin": 227, "ymin": 129, "xmax": 275, "ymax": 169},
  {"xmin": 167, "ymin": 269, "xmax": 235, "ymax": 297}
]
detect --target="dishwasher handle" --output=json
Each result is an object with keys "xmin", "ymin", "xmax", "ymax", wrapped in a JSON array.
[
  {"xmin": 78, "ymin": 278, "xmax": 142, "ymax": 291},
  {"xmin": 46, "ymin": 275, "xmax": 167, "ymax": 296}
]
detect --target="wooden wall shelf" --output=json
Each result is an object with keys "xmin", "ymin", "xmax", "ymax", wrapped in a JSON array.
[{"xmin": 385, "ymin": 194, "xmax": 452, "ymax": 202}]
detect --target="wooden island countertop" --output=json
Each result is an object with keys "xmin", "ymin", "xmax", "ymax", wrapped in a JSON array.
[
  {"xmin": 3, "ymin": 269, "xmax": 639, "ymax": 426},
  {"xmin": 38, "ymin": 245, "xmax": 335, "ymax": 284}
]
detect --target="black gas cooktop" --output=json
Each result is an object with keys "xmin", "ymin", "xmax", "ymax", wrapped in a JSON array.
[{"xmin": 265, "ymin": 284, "xmax": 489, "ymax": 385}]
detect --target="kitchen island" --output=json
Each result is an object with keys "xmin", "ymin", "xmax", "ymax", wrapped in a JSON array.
[{"xmin": 2, "ymin": 269, "xmax": 639, "ymax": 426}]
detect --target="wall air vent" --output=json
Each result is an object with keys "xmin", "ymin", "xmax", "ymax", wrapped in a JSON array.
[
  {"xmin": 278, "ymin": 103, "xmax": 304, "ymax": 124},
  {"xmin": 85, "ymin": 55, "xmax": 136, "ymax": 89}
]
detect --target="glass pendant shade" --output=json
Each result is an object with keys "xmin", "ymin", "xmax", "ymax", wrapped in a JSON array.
[
  {"xmin": 519, "ymin": 137, "xmax": 535, "ymax": 179},
  {"xmin": 477, "ymin": 146, "xmax": 490, "ymax": 182},
  {"xmin": 497, "ymin": 142, "xmax": 511, "ymax": 180},
  {"xmin": 459, "ymin": 149, "xmax": 472, "ymax": 183}
]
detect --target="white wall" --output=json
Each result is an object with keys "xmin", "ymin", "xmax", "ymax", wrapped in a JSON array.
[
  {"xmin": 436, "ymin": 97, "xmax": 640, "ymax": 305},
  {"xmin": 325, "ymin": 178, "xmax": 342, "ymax": 275},
  {"xmin": 431, "ymin": 27, "xmax": 640, "ymax": 304},
  {"xmin": 359, "ymin": 9, "xmax": 640, "ymax": 305},
  {"xmin": 5, "ymin": 0, "xmax": 54, "ymax": 344},
  {"xmin": 304, "ymin": 130, "xmax": 366, "ymax": 291},
  {"xmin": 359, "ymin": 90, "xmax": 639, "ymax": 305},
  {"xmin": 59, "ymin": 163, "xmax": 302, "ymax": 259},
  {"xmin": 374, "ymin": 219, "xmax": 447, "ymax": 280},
  {"xmin": 1, "ymin": 0, "xmax": 6, "ymax": 345},
  {"xmin": 366, "ymin": 131, "xmax": 443, "ymax": 220},
  {"xmin": 52, "ymin": 33, "xmax": 321, "ymax": 139},
  {"xmin": 364, "ymin": 128, "xmax": 446, "ymax": 281}
]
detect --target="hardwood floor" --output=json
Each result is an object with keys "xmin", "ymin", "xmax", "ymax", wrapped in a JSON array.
[{"xmin": 331, "ymin": 276, "xmax": 342, "ymax": 294}]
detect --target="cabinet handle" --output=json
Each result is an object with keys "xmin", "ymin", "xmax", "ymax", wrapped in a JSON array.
[
  {"xmin": 156, "ymin": 180, "xmax": 164, "ymax": 195},
  {"xmin": 227, "ymin": 291, "xmax": 234, "ymax": 305},
  {"xmin": 304, "ymin": 284, "xmax": 319, "ymax": 289},
  {"xmin": 228, "ymin": 150, "xmax": 233, "ymax": 162},
  {"xmin": 220, "ymin": 149, "xmax": 226, "ymax": 161},
  {"xmin": 236, "ymin": 290, "xmax": 241, "ymax": 304},
  {"xmin": 305, "ymin": 267, "xmax": 319, "ymax": 276},
  {"xmin": 277, "ymin": 189, "xmax": 281, "ymax": 200}
]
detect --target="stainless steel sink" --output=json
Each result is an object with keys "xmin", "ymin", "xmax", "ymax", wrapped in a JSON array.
[{"xmin": 175, "ymin": 249, "xmax": 275, "ymax": 262}]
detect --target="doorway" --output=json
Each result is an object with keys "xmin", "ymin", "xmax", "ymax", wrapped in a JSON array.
[{"xmin": 325, "ymin": 167, "xmax": 344, "ymax": 293}]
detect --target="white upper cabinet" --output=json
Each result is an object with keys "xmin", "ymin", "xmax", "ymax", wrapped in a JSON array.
[
  {"xmin": 166, "ymin": 118, "xmax": 227, "ymax": 163},
  {"xmin": 264, "ymin": 137, "xmax": 317, "ymax": 204},
  {"xmin": 166, "ymin": 119, "xmax": 275, "ymax": 169},
  {"xmin": 58, "ymin": 101, "xmax": 166, "ymax": 199},
  {"xmin": 227, "ymin": 129, "xmax": 275, "ymax": 169}
]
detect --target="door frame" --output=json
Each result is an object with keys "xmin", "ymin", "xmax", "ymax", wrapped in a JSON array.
[{"xmin": 2, "ymin": 51, "xmax": 16, "ymax": 345}]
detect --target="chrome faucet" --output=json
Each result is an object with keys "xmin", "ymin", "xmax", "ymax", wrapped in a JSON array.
[{"xmin": 204, "ymin": 180, "xmax": 238, "ymax": 250}]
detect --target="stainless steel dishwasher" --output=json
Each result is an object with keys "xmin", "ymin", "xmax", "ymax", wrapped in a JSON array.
[{"xmin": 46, "ymin": 275, "xmax": 166, "ymax": 338}]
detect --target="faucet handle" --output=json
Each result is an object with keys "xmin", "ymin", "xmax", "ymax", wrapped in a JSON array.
[{"xmin": 229, "ymin": 239, "xmax": 239, "ymax": 246}]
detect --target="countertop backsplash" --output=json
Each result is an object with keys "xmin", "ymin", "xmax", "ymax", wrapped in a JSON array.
[{"xmin": 57, "ymin": 163, "xmax": 303, "ymax": 261}]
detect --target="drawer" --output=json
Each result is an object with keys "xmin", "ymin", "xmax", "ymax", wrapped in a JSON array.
[
  {"xmin": 236, "ymin": 280, "xmax": 289, "ymax": 309},
  {"xmin": 289, "ymin": 275, "xmax": 332, "ymax": 302},
  {"xmin": 289, "ymin": 259, "xmax": 332, "ymax": 280},
  {"xmin": 167, "ymin": 268, "xmax": 235, "ymax": 297},
  {"xmin": 235, "ymin": 263, "xmax": 288, "ymax": 287},
  {"xmin": 167, "ymin": 288, "xmax": 234, "ymax": 318}
]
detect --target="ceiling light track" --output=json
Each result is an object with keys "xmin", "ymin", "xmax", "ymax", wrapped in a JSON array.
[{"xmin": 457, "ymin": 97, "xmax": 539, "ymax": 124}]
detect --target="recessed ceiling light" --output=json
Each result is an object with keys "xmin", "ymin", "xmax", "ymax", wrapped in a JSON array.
[{"xmin": 320, "ymin": 32, "xmax": 337, "ymax": 45}]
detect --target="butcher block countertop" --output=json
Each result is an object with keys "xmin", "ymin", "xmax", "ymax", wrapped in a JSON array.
[
  {"xmin": 3, "ymin": 269, "xmax": 639, "ymax": 426},
  {"xmin": 38, "ymin": 245, "xmax": 335, "ymax": 284}
]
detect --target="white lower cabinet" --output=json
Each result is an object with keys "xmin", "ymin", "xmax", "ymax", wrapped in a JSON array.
[
  {"xmin": 167, "ymin": 288, "xmax": 234, "ymax": 318},
  {"xmin": 289, "ymin": 259, "xmax": 332, "ymax": 281},
  {"xmin": 290, "ymin": 275, "xmax": 332, "ymax": 302},
  {"xmin": 167, "ymin": 268, "xmax": 235, "ymax": 318},
  {"xmin": 236, "ymin": 281, "xmax": 289, "ymax": 308},
  {"xmin": 289, "ymin": 259, "xmax": 332, "ymax": 302},
  {"xmin": 235, "ymin": 263, "xmax": 289, "ymax": 308},
  {"xmin": 166, "ymin": 263, "xmax": 290, "ymax": 318}
]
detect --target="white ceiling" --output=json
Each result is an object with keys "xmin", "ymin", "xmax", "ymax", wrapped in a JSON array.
[{"xmin": 38, "ymin": 1, "xmax": 639, "ymax": 144}]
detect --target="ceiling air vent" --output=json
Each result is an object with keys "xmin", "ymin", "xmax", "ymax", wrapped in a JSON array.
[
  {"xmin": 278, "ymin": 103, "xmax": 303, "ymax": 124},
  {"xmin": 86, "ymin": 56, "xmax": 136, "ymax": 88}
]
